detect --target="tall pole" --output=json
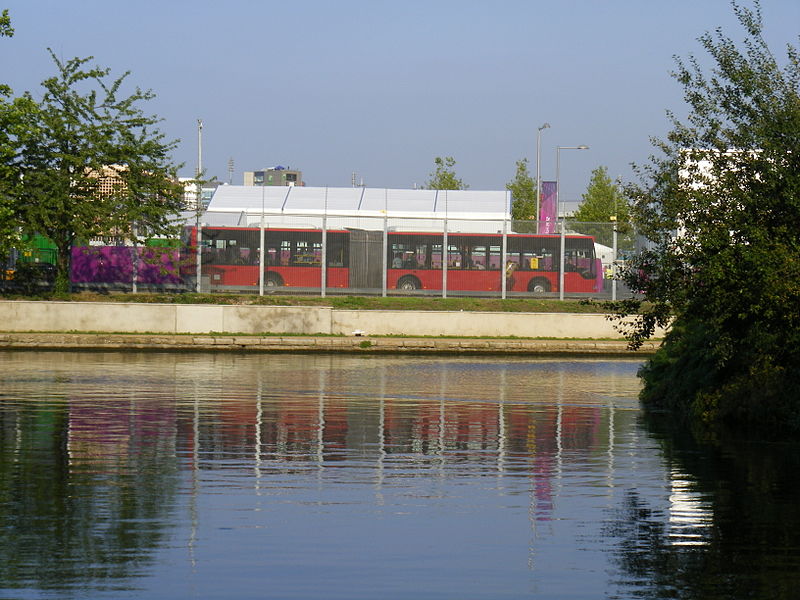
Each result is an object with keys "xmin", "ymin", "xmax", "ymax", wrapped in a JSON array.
[
  {"xmin": 195, "ymin": 119, "xmax": 203, "ymax": 293},
  {"xmin": 556, "ymin": 145, "xmax": 589, "ymax": 300},
  {"xmin": 555, "ymin": 145, "xmax": 590, "ymax": 222},
  {"xmin": 321, "ymin": 187, "xmax": 328, "ymax": 298},
  {"xmin": 259, "ymin": 176, "xmax": 265, "ymax": 295},
  {"xmin": 535, "ymin": 123, "xmax": 550, "ymax": 223},
  {"xmin": 197, "ymin": 120, "xmax": 203, "ymax": 176}
]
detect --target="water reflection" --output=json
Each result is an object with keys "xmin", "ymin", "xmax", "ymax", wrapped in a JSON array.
[
  {"xmin": 607, "ymin": 411, "xmax": 800, "ymax": 599},
  {"xmin": 1, "ymin": 351, "xmax": 797, "ymax": 598}
]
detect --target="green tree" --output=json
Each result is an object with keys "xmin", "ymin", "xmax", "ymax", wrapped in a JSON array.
[
  {"xmin": 426, "ymin": 156, "xmax": 468, "ymax": 190},
  {"xmin": 0, "ymin": 9, "xmax": 12, "ymax": 39},
  {"xmin": 506, "ymin": 158, "xmax": 536, "ymax": 230},
  {"xmin": 9, "ymin": 51, "xmax": 184, "ymax": 293},
  {"xmin": 572, "ymin": 165, "xmax": 632, "ymax": 247},
  {"xmin": 612, "ymin": 1, "xmax": 800, "ymax": 433},
  {"xmin": 0, "ymin": 97, "xmax": 35, "ymax": 274},
  {"xmin": 0, "ymin": 8, "xmax": 20, "ymax": 269}
]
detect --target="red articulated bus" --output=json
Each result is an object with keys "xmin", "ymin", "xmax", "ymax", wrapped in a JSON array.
[
  {"xmin": 387, "ymin": 231, "xmax": 600, "ymax": 294},
  {"xmin": 189, "ymin": 226, "xmax": 601, "ymax": 294}
]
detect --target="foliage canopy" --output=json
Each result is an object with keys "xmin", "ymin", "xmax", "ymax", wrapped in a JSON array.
[
  {"xmin": 613, "ymin": 0, "xmax": 800, "ymax": 433},
  {"xmin": 0, "ymin": 9, "xmax": 19, "ymax": 265},
  {"xmin": 506, "ymin": 158, "xmax": 537, "ymax": 226},
  {"xmin": 0, "ymin": 9, "xmax": 11, "ymax": 38},
  {"xmin": 5, "ymin": 51, "xmax": 184, "ymax": 293},
  {"xmin": 426, "ymin": 156, "xmax": 468, "ymax": 190},
  {"xmin": 571, "ymin": 165, "xmax": 632, "ymax": 248}
]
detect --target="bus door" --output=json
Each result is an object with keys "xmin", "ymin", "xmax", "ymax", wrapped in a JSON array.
[{"xmin": 348, "ymin": 230, "xmax": 383, "ymax": 290}]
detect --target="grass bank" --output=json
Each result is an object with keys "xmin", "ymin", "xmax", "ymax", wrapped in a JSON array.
[{"xmin": 1, "ymin": 292, "xmax": 609, "ymax": 314}]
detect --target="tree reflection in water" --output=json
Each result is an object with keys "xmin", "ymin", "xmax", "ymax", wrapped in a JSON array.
[
  {"xmin": 606, "ymin": 410, "xmax": 800, "ymax": 599},
  {"xmin": 0, "ymin": 396, "xmax": 180, "ymax": 593},
  {"xmin": 9, "ymin": 351, "xmax": 799, "ymax": 598},
  {"xmin": 0, "ymin": 352, "xmax": 634, "ymax": 598}
]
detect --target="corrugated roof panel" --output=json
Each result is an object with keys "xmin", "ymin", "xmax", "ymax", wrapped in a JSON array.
[
  {"xmin": 357, "ymin": 187, "xmax": 391, "ymax": 211},
  {"xmin": 386, "ymin": 188, "xmax": 439, "ymax": 212},
  {"xmin": 443, "ymin": 190, "xmax": 510, "ymax": 213},
  {"xmin": 206, "ymin": 185, "xmax": 510, "ymax": 217},
  {"xmin": 319, "ymin": 187, "xmax": 363, "ymax": 211}
]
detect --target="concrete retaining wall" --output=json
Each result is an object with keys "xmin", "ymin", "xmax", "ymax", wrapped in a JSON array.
[
  {"xmin": 0, "ymin": 301, "xmax": 332, "ymax": 335},
  {"xmin": 0, "ymin": 300, "xmax": 663, "ymax": 339},
  {"xmin": 331, "ymin": 309, "xmax": 633, "ymax": 338}
]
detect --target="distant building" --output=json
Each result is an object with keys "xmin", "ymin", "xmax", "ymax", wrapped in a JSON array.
[
  {"xmin": 91, "ymin": 164, "xmax": 129, "ymax": 197},
  {"xmin": 181, "ymin": 179, "xmax": 225, "ymax": 210},
  {"xmin": 243, "ymin": 166, "xmax": 303, "ymax": 187}
]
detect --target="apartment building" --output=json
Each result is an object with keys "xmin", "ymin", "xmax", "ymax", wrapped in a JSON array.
[{"xmin": 243, "ymin": 166, "xmax": 303, "ymax": 187}]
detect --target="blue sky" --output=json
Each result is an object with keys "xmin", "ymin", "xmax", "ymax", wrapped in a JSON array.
[{"xmin": 2, "ymin": 0, "xmax": 799, "ymax": 207}]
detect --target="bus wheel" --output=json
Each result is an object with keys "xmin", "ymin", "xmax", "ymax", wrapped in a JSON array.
[
  {"xmin": 265, "ymin": 273, "xmax": 284, "ymax": 287},
  {"xmin": 397, "ymin": 275, "xmax": 421, "ymax": 291},
  {"xmin": 528, "ymin": 278, "xmax": 551, "ymax": 294}
]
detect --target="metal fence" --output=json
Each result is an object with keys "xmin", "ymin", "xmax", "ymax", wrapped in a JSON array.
[
  {"xmin": 189, "ymin": 211, "xmax": 636, "ymax": 300},
  {"xmin": 1, "ymin": 213, "xmax": 637, "ymax": 300}
]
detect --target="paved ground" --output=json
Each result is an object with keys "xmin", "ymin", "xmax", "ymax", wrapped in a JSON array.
[{"xmin": 0, "ymin": 332, "xmax": 656, "ymax": 356}]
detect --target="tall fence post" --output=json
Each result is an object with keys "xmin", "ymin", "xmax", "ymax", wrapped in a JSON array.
[
  {"xmin": 559, "ymin": 220, "xmax": 566, "ymax": 301},
  {"xmin": 501, "ymin": 218, "xmax": 508, "ymax": 299},
  {"xmin": 612, "ymin": 222, "xmax": 618, "ymax": 302},
  {"xmin": 382, "ymin": 189, "xmax": 388, "ymax": 298},
  {"xmin": 442, "ymin": 191, "xmax": 448, "ymax": 299},
  {"xmin": 195, "ymin": 223, "xmax": 202, "ymax": 294},
  {"xmin": 442, "ymin": 221, "xmax": 448, "ymax": 299},
  {"xmin": 258, "ymin": 222, "xmax": 265, "ymax": 296},
  {"xmin": 131, "ymin": 224, "xmax": 138, "ymax": 294},
  {"xmin": 321, "ymin": 188, "xmax": 328, "ymax": 298},
  {"xmin": 259, "ymin": 179, "xmax": 266, "ymax": 296}
]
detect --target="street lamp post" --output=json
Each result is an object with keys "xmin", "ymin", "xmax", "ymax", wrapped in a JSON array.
[
  {"xmin": 555, "ymin": 145, "xmax": 589, "ymax": 220},
  {"xmin": 556, "ymin": 145, "xmax": 589, "ymax": 300},
  {"xmin": 535, "ymin": 123, "xmax": 550, "ymax": 224}
]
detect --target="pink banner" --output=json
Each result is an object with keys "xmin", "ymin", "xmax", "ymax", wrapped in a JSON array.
[{"xmin": 539, "ymin": 181, "xmax": 557, "ymax": 234}]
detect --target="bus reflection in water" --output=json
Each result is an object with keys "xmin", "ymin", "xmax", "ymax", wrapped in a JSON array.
[{"xmin": 193, "ymin": 227, "xmax": 602, "ymax": 295}]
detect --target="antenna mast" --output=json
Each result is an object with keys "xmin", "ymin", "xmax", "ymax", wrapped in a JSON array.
[{"xmin": 196, "ymin": 119, "xmax": 203, "ymax": 178}]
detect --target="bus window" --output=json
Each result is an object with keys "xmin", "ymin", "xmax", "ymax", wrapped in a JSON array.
[
  {"xmin": 447, "ymin": 244, "xmax": 463, "ymax": 268},
  {"xmin": 289, "ymin": 240, "xmax": 322, "ymax": 266},
  {"xmin": 389, "ymin": 241, "xmax": 425, "ymax": 269},
  {"xmin": 389, "ymin": 241, "xmax": 409, "ymax": 268},
  {"xmin": 565, "ymin": 247, "xmax": 596, "ymax": 276},
  {"xmin": 201, "ymin": 229, "xmax": 260, "ymax": 265},
  {"xmin": 532, "ymin": 246, "xmax": 555, "ymax": 271},
  {"xmin": 488, "ymin": 245, "xmax": 502, "ymax": 270},
  {"xmin": 327, "ymin": 243, "xmax": 346, "ymax": 267},
  {"xmin": 279, "ymin": 240, "xmax": 292, "ymax": 265},
  {"xmin": 327, "ymin": 233, "xmax": 349, "ymax": 267},
  {"xmin": 470, "ymin": 245, "xmax": 488, "ymax": 270}
]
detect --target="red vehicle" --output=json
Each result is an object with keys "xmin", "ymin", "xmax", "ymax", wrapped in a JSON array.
[
  {"xmin": 387, "ymin": 231, "xmax": 601, "ymax": 294},
  {"xmin": 189, "ymin": 226, "xmax": 601, "ymax": 294},
  {"xmin": 190, "ymin": 226, "xmax": 351, "ymax": 289}
]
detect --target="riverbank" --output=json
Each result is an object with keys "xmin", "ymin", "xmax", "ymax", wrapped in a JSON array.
[
  {"xmin": 0, "ymin": 332, "xmax": 655, "ymax": 356},
  {"xmin": 0, "ymin": 300, "xmax": 667, "ymax": 340}
]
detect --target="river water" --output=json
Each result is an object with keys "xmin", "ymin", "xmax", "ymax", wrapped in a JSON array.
[{"xmin": 1, "ymin": 351, "xmax": 799, "ymax": 599}]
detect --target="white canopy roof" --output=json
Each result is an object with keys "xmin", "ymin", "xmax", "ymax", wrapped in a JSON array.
[
  {"xmin": 201, "ymin": 185, "xmax": 513, "ymax": 233},
  {"xmin": 206, "ymin": 185, "xmax": 511, "ymax": 217}
]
